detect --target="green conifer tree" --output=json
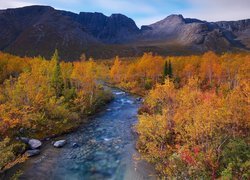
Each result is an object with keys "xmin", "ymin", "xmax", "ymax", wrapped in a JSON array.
[
  {"xmin": 51, "ymin": 49, "xmax": 64, "ymax": 98},
  {"xmin": 163, "ymin": 60, "xmax": 169, "ymax": 80},
  {"xmin": 168, "ymin": 60, "xmax": 173, "ymax": 78}
]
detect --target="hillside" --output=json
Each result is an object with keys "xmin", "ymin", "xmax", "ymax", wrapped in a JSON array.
[{"xmin": 0, "ymin": 5, "xmax": 249, "ymax": 60}]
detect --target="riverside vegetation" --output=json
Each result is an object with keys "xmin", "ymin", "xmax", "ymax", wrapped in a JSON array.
[
  {"xmin": 109, "ymin": 52, "xmax": 250, "ymax": 179},
  {"xmin": 0, "ymin": 50, "xmax": 112, "ymax": 171},
  {"xmin": 0, "ymin": 51, "xmax": 249, "ymax": 179}
]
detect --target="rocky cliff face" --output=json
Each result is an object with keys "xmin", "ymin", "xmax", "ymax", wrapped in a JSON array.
[
  {"xmin": 97, "ymin": 13, "xmax": 140, "ymax": 43},
  {"xmin": 214, "ymin": 19, "xmax": 250, "ymax": 48},
  {"xmin": 66, "ymin": 12, "xmax": 140, "ymax": 43},
  {"xmin": 0, "ymin": 6, "xmax": 102, "ymax": 60},
  {"xmin": 0, "ymin": 5, "xmax": 249, "ymax": 60},
  {"xmin": 137, "ymin": 14, "xmax": 248, "ymax": 52}
]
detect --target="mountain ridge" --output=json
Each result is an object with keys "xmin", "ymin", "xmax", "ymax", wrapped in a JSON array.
[{"xmin": 0, "ymin": 5, "xmax": 249, "ymax": 60}]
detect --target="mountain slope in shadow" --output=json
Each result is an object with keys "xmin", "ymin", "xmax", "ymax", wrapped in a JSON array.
[{"xmin": 0, "ymin": 6, "xmax": 249, "ymax": 60}]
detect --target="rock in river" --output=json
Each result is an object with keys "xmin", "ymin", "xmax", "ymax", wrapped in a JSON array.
[
  {"xmin": 25, "ymin": 150, "xmax": 40, "ymax": 157},
  {"xmin": 72, "ymin": 143, "xmax": 79, "ymax": 148},
  {"xmin": 53, "ymin": 140, "xmax": 66, "ymax": 148},
  {"xmin": 19, "ymin": 137, "xmax": 30, "ymax": 144},
  {"xmin": 136, "ymin": 97, "xmax": 142, "ymax": 102},
  {"xmin": 28, "ymin": 139, "xmax": 42, "ymax": 149}
]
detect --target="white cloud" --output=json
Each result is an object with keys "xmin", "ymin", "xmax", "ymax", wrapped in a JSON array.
[
  {"xmin": 94, "ymin": 0, "xmax": 158, "ymax": 14},
  {"xmin": 0, "ymin": 0, "xmax": 35, "ymax": 9},
  {"xmin": 136, "ymin": 0, "xmax": 250, "ymax": 26},
  {"xmin": 0, "ymin": 0, "xmax": 81, "ymax": 9},
  {"xmin": 0, "ymin": 0, "xmax": 249, "ymax": 26},
  {"xmin": 183, "ymin": 0, "xmax": 250, "ymax": 21}
]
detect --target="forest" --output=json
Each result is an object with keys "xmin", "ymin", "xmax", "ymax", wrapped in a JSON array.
[
  {"xmin": 109, "ymin": 52, "xmax": 250, "ymax": 178},
  {"xmin": 0, "ymin": 51, "xmax": 112, "ymax": 171},
  {"xmin": 0, "ymin": 51, "xmax": 249, "ymax": 179}
]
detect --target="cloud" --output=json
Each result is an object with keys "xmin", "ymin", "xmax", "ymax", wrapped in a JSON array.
[
  {"xmin": 0, "ymin": 0, "xmax": 35, "ymax": 9},
  {"xmin": 183, "ymin": 0, "xmax": 250, "ymax": 21},
  {"xmin": 135, "ymin": 0, "xmax": 250, "ymax": 25},
  {"xmin": 93, "ymin": 0, "xmax": 158, "ymax": 15},
  {"xmin": 0, "ymin": 0, "xmax": 81, "ymax": 9},
  {"xmin": 0, "ymin": 0, "xmax": 249, "ymax": 26}
]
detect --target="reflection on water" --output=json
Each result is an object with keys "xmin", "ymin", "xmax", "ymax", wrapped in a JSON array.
[{"xmin": 2, "ymin": 88, "xmax": 157, "ymax": 180}]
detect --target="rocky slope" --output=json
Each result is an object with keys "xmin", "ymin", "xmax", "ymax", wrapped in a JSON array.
[
  {"xmin": 0, "ymin": 5, "xmax": 249, "ymax": 60},
  {"xmin": 138, "ymin": 15, "xmax": 248, "ymax": 52}
]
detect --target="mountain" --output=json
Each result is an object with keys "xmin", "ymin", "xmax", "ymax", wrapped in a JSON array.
[
  {"xmin": 0, "ymin": 6, "xmax": 101, "ymax": 60},
  {"xmin": 138, "ymin": 14, "xmax": 249, "ymax": 52},
  {"xmin": 0, "ymin": 5, "xmax": 249, "ymax": 60}
]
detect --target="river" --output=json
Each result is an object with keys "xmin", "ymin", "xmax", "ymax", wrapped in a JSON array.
[{"xmin": 2, "ymin": 88, "xmax": 156, "ymax": 180}]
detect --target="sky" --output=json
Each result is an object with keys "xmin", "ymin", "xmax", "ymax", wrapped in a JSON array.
[{"xmin": 0, "ymin": 0, "xmax": 250, "ymax": 27}]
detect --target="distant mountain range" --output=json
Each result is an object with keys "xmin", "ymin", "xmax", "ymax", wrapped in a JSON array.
[{"xmin": 0, "ymin": 5, "xmax": 249, "ymax": 60}]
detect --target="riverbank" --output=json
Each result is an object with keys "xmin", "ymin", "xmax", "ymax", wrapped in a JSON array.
[
  {"xmin": 1, "ymin": 87, "xmax": 157, "ymax": 180},
  {"xmin": 0, "ymin": 87, "xmax": 113, "ymax": 175}
]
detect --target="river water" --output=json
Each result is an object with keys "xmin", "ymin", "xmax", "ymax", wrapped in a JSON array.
[{"xmin": 2, "ymin": 88, "xmax": 156, "ymax": 180}]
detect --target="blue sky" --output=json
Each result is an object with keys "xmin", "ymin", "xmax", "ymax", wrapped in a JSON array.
[{"xmin": 0, "ymin": 0, "xmax": 250, "ymax": 27}]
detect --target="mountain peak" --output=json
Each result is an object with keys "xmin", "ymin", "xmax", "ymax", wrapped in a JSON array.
[
  {"xmin": 0, "ymin": 5, "xmax": 249, "ymax": 60},
  {"xmin": 166, "ymin": 14, "xmax": 184, "ymax": 19},
  {"xmin": 162, "ymin": 14, "xmax": 185, "ymax": 23},
  {"xmin": 150, "ymin": 14, "xmax": 185, "ymax": 27},
  {"xmin": 110, "ymin": 13, "xmax": 126, "ymax": 18},
  {"xmin": 4, "ymin": 5, "xmax": 54, "ymax": 11},
  {"xmin": 108, "ymin": 13, "xmax": 139, "ymax": 31},
  {"xmin": 0, "ymin": 5, "xmax": 54, "ymax": 16}
]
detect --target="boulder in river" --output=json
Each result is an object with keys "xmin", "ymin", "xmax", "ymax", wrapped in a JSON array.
[
  {"xmin": 115, "ymin": 92, "xmax": 125, "ymax": 95},
  {"xmin": 19, "ymin": 137, "xmax": 30, "ymax": 144},
  {"xmin": 25, "ymin": 150, "xmax": 40, "ymax": 157},
  {"xmin": 19, "ymin": 128, "xmax": 25, "ymax": 134},
  {"xmin": 136, "ymin": 97, "xmax": 143, "ymax": 102},
  {"xmin": 28, "ymin": 139, "xmax": 42, "ymax": 149},
  {"xmin": 53, "ymin": 140, "xmax": 66, "ymax": 148},
  {"xmin": 72, "ymin": 143, "xmax": 79, "ymax": 148}
]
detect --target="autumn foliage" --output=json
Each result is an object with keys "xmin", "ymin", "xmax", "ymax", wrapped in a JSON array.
[
  {"xmin": 110, "ymin": 52, "xmax": 250, "ymax": 179},
  {"xmin": 109, "ymin": 53, "xmax": 165, "ymax": 94},
  {"xmin": 0, "ymin": 51, "xmax": 112, "ymax": 169},
  {"xmin": 0, "ymin": 50, "xmax": 249, "ymax": 178},
  {"xmin": 110, "ymin": 52, "xmax": 249, "ymax": 93}
]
